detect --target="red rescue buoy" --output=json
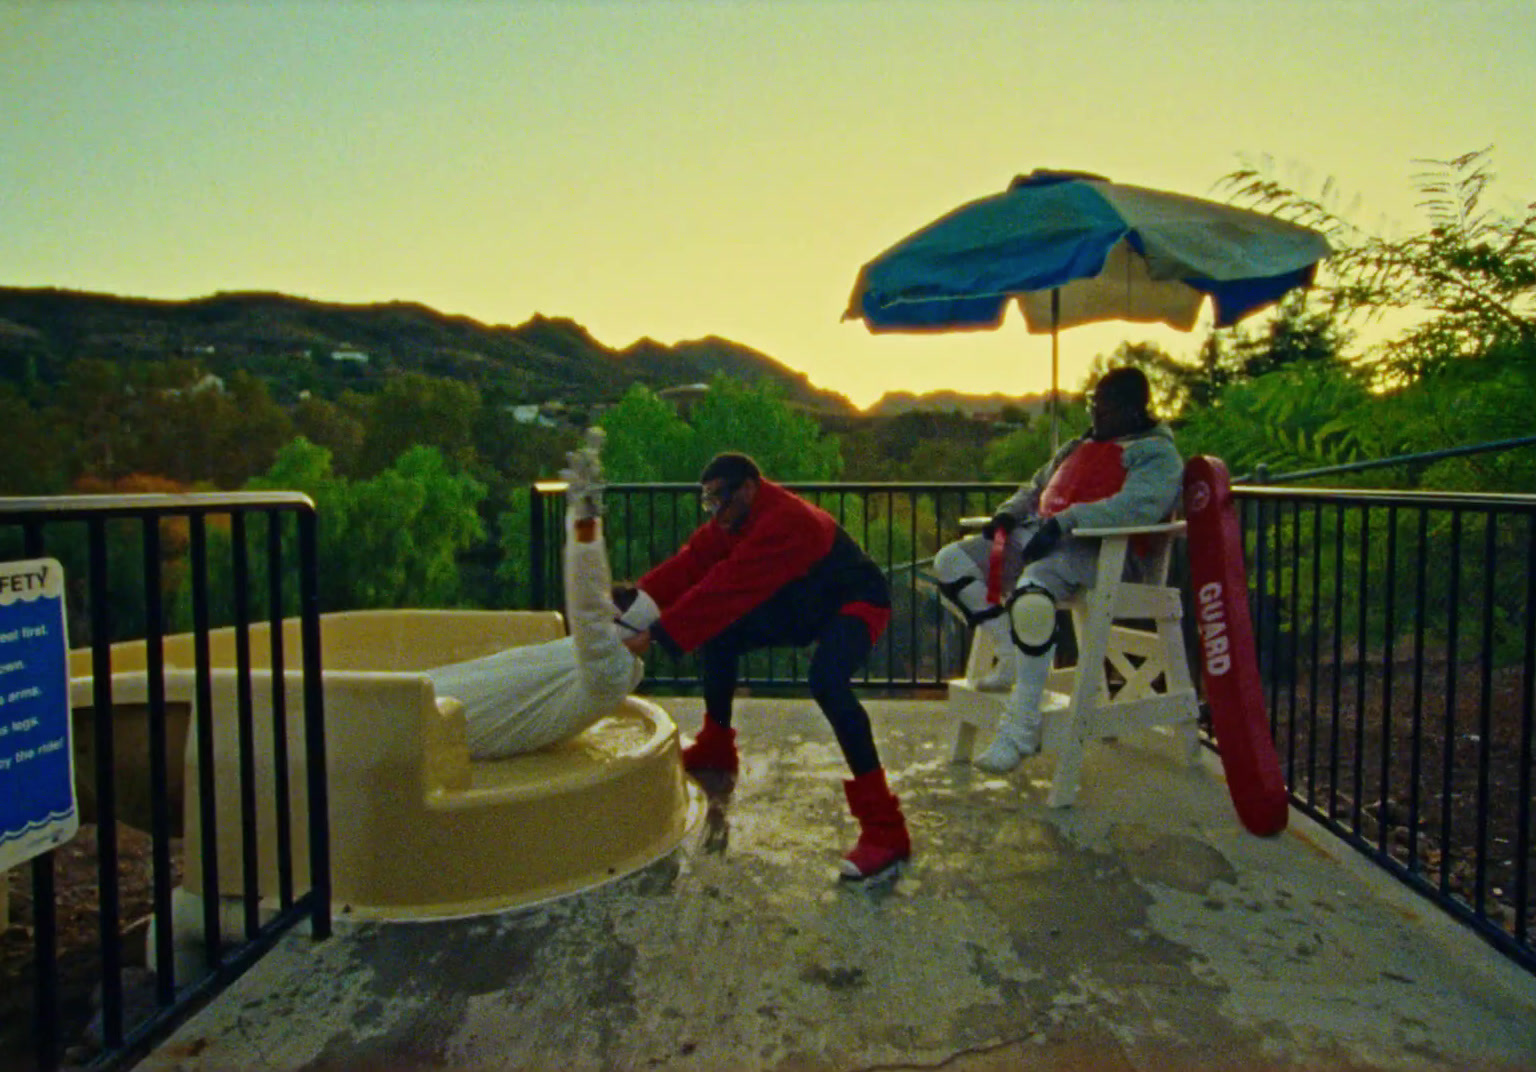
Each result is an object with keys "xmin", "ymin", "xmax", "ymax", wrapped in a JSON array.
[{"xmin": 1183, "ymin": 456, "xmax": 1290, "ymax": 836}]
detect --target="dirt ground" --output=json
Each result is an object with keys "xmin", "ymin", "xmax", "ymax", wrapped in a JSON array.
[
  {"xmin": 1268, "ymin": 659, "xmax": 1534, "ymax": 937},
  {"xmin": 2, "ymin": 826, "xmax": 181, "ymax": 1071}
]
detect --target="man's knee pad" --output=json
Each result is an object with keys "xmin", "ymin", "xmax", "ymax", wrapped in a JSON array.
[{"xmin": 1006, "ymin": 583, "xmax": 1057, "ymax": 656}]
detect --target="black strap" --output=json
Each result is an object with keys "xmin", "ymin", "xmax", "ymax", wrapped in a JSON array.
[{"xmin": 937, "ymin": 576, "xmax": 1005, "ymax": 627}]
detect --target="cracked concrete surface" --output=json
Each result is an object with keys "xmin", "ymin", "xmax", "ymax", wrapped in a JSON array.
[{"xmin": 138, "ymin": 697, "xmax": 1536, "ymax": 1072}]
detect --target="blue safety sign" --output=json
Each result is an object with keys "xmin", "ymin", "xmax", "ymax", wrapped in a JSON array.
[{"xmin": 0, "ymin": 558, "xmax": 77, "ymax": 871}]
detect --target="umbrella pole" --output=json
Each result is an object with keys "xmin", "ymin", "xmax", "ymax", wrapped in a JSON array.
[{"xmin": 1050, "ymin": 288, "xmax": 1060, "ymax": 453}]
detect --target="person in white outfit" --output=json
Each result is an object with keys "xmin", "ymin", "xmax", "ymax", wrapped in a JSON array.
[
  {"xmin": 932, "ymin": 367, "xmax": 1182, "ymax": 773},
  {"xmin": 426, "ymin": 429, "xmax": 661, "ymax": 759}
]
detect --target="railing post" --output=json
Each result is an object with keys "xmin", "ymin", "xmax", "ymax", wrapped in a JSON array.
[
  {"xmin": 267, "ymin": 512, "xmax": 295, "ymax": 911},
  {"xmin": 21, "ymin": 523, "xmax": 60, "ymax": 1072},
  {"xmin": 0, "ymin": 491, "xmax": 331, "ymax": 1067},
  {"xmin": 189, "ymin": 515, "xmax": 223, "ymax": 966},
  {"xmin": 87, "ymin": 518, "xmax": 124, "ymax": 1049},
  {"xmin": 298, "ymin": 508, "xmax": 331, "ymax": 940},
  {"xmin": 529, "ymin": 484, "xmax": 549, "ymax": 611},
  {"xmin": 142, "ymin": 515, "xmax": 176, "ymax": 1005}
]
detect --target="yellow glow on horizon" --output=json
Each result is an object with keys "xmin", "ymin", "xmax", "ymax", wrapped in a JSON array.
[{"xmin": 3, "ymin": 1, "xmax": 1533, "ymax": 412}]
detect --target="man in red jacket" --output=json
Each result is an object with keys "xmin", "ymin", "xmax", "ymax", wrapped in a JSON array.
[{"xmin": 620, "ymin": 452, "xmax": 908, "ymax": 882}]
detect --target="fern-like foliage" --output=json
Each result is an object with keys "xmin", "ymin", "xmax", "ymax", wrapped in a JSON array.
[
  {"xmin": 1221, "ymin": 148, "xmax": 1536, "ymax": 386},
  {"xmin": 1177, "ymin": 361, "xmax": 1377, "ymax": 482}
]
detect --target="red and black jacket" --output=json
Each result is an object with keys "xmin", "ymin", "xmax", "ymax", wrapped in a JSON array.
[{"xmin": 639, "ymin": 480, "xmax": 890, "ymax": 655}]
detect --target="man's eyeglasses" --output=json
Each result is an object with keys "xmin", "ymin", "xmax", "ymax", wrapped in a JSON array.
[{"xmin": 700, "ymin": 479, "xmax": 742, "ymax": 514}]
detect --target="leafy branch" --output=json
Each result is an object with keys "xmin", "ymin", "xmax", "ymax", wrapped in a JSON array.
[{"xmin": 1220, "ymin": 149, "xmax": 1536, "ymax": 382}]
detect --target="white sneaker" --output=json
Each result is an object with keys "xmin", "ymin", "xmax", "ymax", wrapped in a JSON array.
[{"xmin": 973, "ymin": 715, "xmax": 1041, "ymax": 774}]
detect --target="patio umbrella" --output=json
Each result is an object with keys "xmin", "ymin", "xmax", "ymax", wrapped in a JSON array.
[{"xmin": 844, "ymin": 169, "xmax": 1331, "ymax": 445}]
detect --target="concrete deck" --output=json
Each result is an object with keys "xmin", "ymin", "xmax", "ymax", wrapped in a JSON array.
[{"xmin": 138, "ymin": 696, "xmax": 1536, "ymax": 1072}]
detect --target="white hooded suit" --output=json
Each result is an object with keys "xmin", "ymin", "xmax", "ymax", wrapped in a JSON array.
[{"xmin": 426, "ymin": 512, "xmax": 655, "ymax": 759}]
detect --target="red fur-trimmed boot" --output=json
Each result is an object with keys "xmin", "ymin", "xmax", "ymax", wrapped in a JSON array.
[
  {"xmin": 839, "ymin": 768, "xmax": 911, "ymax": 882},
  {"xmin": 680, "ymin": 715, "xmax": 739, "ymax": 776}
]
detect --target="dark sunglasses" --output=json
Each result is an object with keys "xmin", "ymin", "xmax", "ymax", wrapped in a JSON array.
[{"xmin": 700, "ymin": 478, "xmax": 744, "ymax": 513}]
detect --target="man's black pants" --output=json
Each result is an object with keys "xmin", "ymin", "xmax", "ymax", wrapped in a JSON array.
[{"xmin": 699, "ymin": 611, "xmax": 881, "ymax": 776}]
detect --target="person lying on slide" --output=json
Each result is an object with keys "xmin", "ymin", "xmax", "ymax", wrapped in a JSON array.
[{"xmin": 426, "ymin": 429, "xmax": 660, "ymax": 759}]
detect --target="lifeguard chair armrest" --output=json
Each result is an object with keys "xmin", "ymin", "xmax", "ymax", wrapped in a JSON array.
[
  {"xmin": 1070, "ymin": 520, "xmax": 1186, "ymax": 539},
  {"xmin": 958, "ymin": 517, "xmax": 1186, "ymax": 539}
]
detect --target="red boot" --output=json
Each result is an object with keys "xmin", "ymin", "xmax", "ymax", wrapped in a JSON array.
[
  {"xmin": 840, "ymin": 768, "xmax": 911, "ymax": 881},
  {"xmin": 680, "ymin": 715, "xmax": 739, "ymax": 776}
]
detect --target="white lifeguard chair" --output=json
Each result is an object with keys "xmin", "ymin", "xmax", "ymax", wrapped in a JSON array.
[{"xmin": 949, "ymin": 520, "xmax": 1201, "ymax": 808}]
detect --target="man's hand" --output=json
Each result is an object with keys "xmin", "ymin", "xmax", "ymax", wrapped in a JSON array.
[
  {"xmin": 622, "ymin": 629, "xmax": 652, "ymax": 656},
  {"xmin": 981, "ymin": 512, "xmax": 1019, "ymax": 540},
  {"xmin": 1021, "ymin": 517, "xmax": 1062, "ymax": 563}
]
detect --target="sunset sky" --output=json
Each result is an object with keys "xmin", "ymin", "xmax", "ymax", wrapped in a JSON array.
[{"xmin": 5, "ymin": 1, "xmax": 1534, "ymax": 409}]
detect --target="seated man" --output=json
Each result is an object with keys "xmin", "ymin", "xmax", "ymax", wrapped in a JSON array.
[
  {"xmin": 426, "ymin": 429, "xmax": 661, "ymax": 759},
  {"xmin": 932, "ymin": 366, "xmax": 1182, "ymax": 773}
]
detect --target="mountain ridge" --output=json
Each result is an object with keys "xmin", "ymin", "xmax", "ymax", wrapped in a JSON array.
[
  {"xmin": 0, "ymin": 286, "xmax": 1061, "ymax": 418},
  {"xmin": 0, "ymin": 286, "xmax": 861, "ymax": 414}
]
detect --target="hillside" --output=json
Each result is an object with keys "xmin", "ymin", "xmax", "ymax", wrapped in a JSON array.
[
  {"xmin": 0, "ymin": 287, "xmax": 859, "ymax": 414},
  {"xmin": 867, "ymin": 388, "xmax": 1064, "ymax": 418}
]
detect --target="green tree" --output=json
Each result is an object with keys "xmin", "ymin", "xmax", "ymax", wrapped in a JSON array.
[
  {"xmin": 903, "ymin": 437, "xmax": 989, "ymax": 482},
  {"xmin": 1172, "ymin": 297, "xmax": 1351, "ymax": 416},
  {"xmin": 247, "ymin": 438, "xmax": 486, "ymax": 611},
  {"xmin": 1177, "ymin": 361, "xmax": 1375, "ymax": 481},
  {"xmin": 381, "ymin": 446, "xmax": 489, "ymax": 606},
  {"xmin": 212, "ymin": 371, "xmax": 295, "ymax": 486},
  {"xmin": 125, "ymin": 360, "xmax": 222, "ymax": 483},
  {"xmin": 546, "ymin": 376, "xmax": 847, "ymax": 597},
  {"xmin": 1083, "ymin": 341, "xmax": 1188, "ymax": 418},
  {"xmin": 352, "ymin": 372, "xmax": 482, "ymax": 477},
  {"xmin": 983, "ymin": 397, "xmax": 1089, "ymax": 483},
  {"xmin": 1223, "ymin": 147, "xmax": 1535, "ymax": 386},
  {"xmin": 51, "ymin": 358, "xmax": 132, "ymax": 480},
  {"xmin": 493, "ymin": 490, "xmax": 536, "ymax": 608},
  {"xmin": 591, "ymin": 383, "xmax": 695, "ymax": 482},
  {"xmin": 1207, "ymin": 149, "xmax": 1536, "ymax": 486},
  {"xmin": 684, "ymin": 375, "xmax": 842, "ymax": 481},
  {"xmin": 293, "ymin": 395, "xmax": 366, "ymax": 476},
  {"xmin": 1347, "ymin": 337, "xmax": 1536, "ymax": 492},
  {"xmin": 0, "ymin": 381, "xmax": 69, "ymax": 494},
  {"xmin": 472, "ymin": 408, "xmax": 568, "ymax": 486},
  {"xmin": 469, "ymin": 411, "xmax": 570, "ymax": 608},
  {"xmin": 837, "ymin": 411, "xmax": 999, "ymax": 481}
]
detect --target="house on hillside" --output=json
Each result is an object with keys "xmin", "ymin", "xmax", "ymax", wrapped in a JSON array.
[
  {"xmin": 508, "ymin": 404, "xmax": 557, "ymax": 427},
  {"xmin": 162, "ymin": 372, "xmax": 225, "ymax": 397},
  {"xmin": 656, "ymin": 382, "xmax": 710, "ymax": 415}
]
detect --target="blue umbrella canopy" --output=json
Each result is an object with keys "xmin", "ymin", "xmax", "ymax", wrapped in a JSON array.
[
  {"xmin": 846, "ymin": 169, "xmax": 1331, "ymax": 335},
  {"xmin": 844, "ymin": 169, "xmax": 1331, "ymax": 445}
]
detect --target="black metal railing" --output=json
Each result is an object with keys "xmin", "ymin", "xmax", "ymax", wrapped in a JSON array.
[
  {"xmin": 529, "ymin": 477, "xmax": 1535, "ymax": 976},
  {"xmin": 0, "ymin": 493, "xmax": 331, "ymax": 1072},
  {"xmin": 1235, "ymin": 433, "xmax": 1536, "ymax": 487},
  {"xmin": 1236, "ymin": 485, "xmax": 1535, "ymax": 975},
  {"xmin": 530, "ymin": 480, "xmax": 1010, "ymax": 690}
]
